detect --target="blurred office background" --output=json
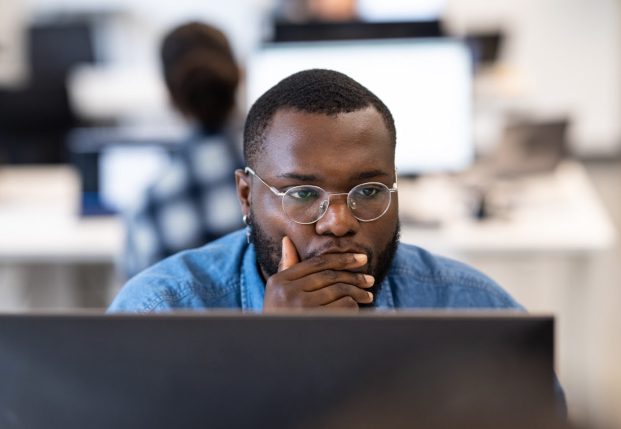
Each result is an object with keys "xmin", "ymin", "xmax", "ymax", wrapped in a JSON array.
[{"xmin": 0, "ymin": 0, "xmax": 619, "ymax": 427}]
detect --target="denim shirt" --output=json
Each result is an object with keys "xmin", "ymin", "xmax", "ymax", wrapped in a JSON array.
[{"xmin": 108, "ymin": 229, "xmax": 522, "ymax": 313}]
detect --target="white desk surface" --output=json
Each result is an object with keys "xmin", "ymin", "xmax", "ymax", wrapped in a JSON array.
[
  {"xmin": 0, "ymin": 166, "xmax": 122, "ymax": 263},
  {"xmin": 399, "ymin": 161, "xmax": 617, "ymax": 255},
  {"xmin": 0, "ymin": 161, "xmax": 615, "ymax": 263}
]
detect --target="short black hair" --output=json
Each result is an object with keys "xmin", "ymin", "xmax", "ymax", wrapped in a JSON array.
[
  {"xmin": 243, "ymin": 69, "xmax": 396, "ymax": 167},
  {"xmin": 161, "ymin": 22, "xmax": 239, "ymax": 131}
]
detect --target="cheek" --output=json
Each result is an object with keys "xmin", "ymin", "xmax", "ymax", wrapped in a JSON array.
[
  {"xmin": 287, "ymin": 225, "xmax": 319, "ymax": 260},
  {"xmin": 366, "ymin": 210, "xmax": 399, "ymax": 253},
  {"xmin": 252, "ymin": 192, "xmax": 283, "ymax": 233},
  {"xmin": 379, "ymin": 197, "xmax": 399, "ymax": 236},
  {"xmin": 252, "ymin": 191, "xmax": 312, "ymax": 247}
]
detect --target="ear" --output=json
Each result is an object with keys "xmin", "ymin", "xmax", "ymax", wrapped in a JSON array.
[{"xmin": 235, "ymin": 168, "xmax": 251, "ymax": 217}]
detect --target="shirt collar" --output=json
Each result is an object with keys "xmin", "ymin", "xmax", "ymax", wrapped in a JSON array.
[
  {"xmin": 240, "ymin": 244, "xmax": 265, "ymax": 311},
  {"xmin": 373, "ymin": 276, "xmax": 395, "ymax": 309}
]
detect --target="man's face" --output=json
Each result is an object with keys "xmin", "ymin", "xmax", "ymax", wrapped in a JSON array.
[{"xmin": 237, "ymin": 107, "xmax": 399, "ymax": 296}]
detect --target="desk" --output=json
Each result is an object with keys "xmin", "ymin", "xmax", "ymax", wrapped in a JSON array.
[
  {"xmin": 399, "ymin": 161, "xmax": 616, "ymax": 255},
  {"xmin": 0, "ymin": 166, "xmax": 122, "ymax": 309},
  {"xmin": 0, "ymin": 166, "xmax": 122, "ymax": 263}
]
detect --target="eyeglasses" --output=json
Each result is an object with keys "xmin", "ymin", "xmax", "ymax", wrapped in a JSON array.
[{"xmin": 245, "ymin": 167, "xmax": 397, "ymax": 224}]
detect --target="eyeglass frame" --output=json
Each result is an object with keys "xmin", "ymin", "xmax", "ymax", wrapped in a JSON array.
[{"xmin": 244, "ymin": 166, "xmax": 398, "ymax": 225}]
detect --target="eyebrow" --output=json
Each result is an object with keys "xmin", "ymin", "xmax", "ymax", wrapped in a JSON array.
[
  {"xmin": 355, "ymin": 170, "xmax": 389, "ymax": 181},
  {"xmin": 276, "ymin": 170, "xmax": 389, "ymax": 183},
  {"xmin": 276, "ymin": 172, "xmax": 319, "ymax": 182}
]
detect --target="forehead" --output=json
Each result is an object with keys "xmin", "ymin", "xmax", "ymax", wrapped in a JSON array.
[{"xmin": 257, "ymin": 107, "xmax": 394, "ymax": 180}]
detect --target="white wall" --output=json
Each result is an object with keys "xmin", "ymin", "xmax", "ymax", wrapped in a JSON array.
[
  {"xmin": 21, "ymin": 0, "xmax": 621, "ymax": 157},
  {"xmin": 445, "ymin": 0, "xmax": 621, "ymax": 157},
  {"xmin": 25, "ymin": 0, "xmax": 273, "ymax": 124},
  {"xmin": 0, "ymin": 0, "xmax": 28, "ymax": 87},
  {"xmin": 26, "ymin": 0, "xmax": 272, "ymax": 65}
]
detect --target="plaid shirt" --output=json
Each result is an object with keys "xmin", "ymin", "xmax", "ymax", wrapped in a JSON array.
[{"xmin": 123, "ymin": 130, "xmax": 244, "ymax": 278}]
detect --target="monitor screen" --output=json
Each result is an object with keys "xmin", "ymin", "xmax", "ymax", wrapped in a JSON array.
[
  {"xmin": 246, "ymin": 38, "xmax": 473, "ymax": 175},
  {"xmin": 357, "ymin": 0, "xmax": 447, "ymax": 22},
  {"xmin": 99, "ymin": 145, "xmax": 171, "ymax": 213},
  {"xmin": 0, "ymin": 312, "xmax": 558, "ymax": 428},
  {"xmin": 68, "ymin": 127, "xmax": 181, "ymax": 216}
]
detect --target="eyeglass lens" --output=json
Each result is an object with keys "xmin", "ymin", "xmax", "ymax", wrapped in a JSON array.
[{"xmin": 282, "ymin": 183, "xmax": 392, "ymax": 224}]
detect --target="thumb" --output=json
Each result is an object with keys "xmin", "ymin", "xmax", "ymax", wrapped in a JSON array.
[{"xmin": 278, "ymin": 236, "xmax": 299, "ymax": 272}]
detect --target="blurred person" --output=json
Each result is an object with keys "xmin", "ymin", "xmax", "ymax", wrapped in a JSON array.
[
  {"xmin": 275, "ymin": 0, "xmax": 357, "ymax": 22},
  {"xmin": 307, "ymin": 0, "xmax": 357, "ymax": 21},
  {"xmin": 123, "ymin": 21, "xmax": 244, "ymax": 278}
]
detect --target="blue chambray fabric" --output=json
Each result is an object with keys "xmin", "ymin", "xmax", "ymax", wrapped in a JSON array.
[{"xmin": 109, "ymin": 229, "xmax": 522, "ymax": 313}]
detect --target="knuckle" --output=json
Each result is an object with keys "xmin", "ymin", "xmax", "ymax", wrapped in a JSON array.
[
  {"xmin": 332, "ymin": 283, "xmax": 364, "ymax": 304},
  {"xmin": 332, "ymin": 283, "xmax": 351, "ymax": 298},
  {"xmin": 352, "ymin": 288, "xmax": 366, "ymax": 300},
  {"xmin": 321, "ymin": 270, "xmax": 339, "ymax": 282},
  {"xmin": 290, "ymin": 294, "xmax": 304, "ymax": 307},
  {"xmin": 341, "ymin": 296, "xmax": 358, "ymax": 309},
  {"xmin": 342, "ymin": 253, "xmax": 357, "ymax": 265},
  {"xmin": 266, "ymin": 279, "xmax": 291, "ymax": 303},
  {"xmin": 311, "ymin": 255, "xmax": 329, "ymax": 269},
  {"xmin": 272, "ymin": 289, "xmax": 288, "ymax": 305}
]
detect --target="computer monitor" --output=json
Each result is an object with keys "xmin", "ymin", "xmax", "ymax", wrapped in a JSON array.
[
  {"xmin": 465, "ymin": 31, "xmax": 505, "ymax": 68},
  {"xmin": 357, "ymin": 0, "xmax": 447, "ymax": 22},
  {"xmin": 68, "ymin": 127, "xmax": 181, "ymax": 216},
  {"xmin": 0, "ymin": 312, "xmax": 558, "ymax": 428},
  {"xmin": 245, "ymin": 38, "xmax": 473, "ymax": 175},
  {"xmin": 272, "ymin": 20, "xmax": 444, "ymax": 42},
  {"xmin": 0, "ymin": 20, "xmax": 96, "ymax": 164}
]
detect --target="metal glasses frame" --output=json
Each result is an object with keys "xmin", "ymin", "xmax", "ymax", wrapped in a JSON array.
[{"xmin": 244, "ymin": 167, "xmax": 398, "ymax": 224}]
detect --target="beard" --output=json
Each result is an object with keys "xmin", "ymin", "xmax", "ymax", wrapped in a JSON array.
[{"xmin": 250, "ymin": 209, "xmax": 401, "ymax": 308}]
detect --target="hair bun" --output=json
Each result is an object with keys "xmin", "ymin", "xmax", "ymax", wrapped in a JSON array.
[{"xmin": 161, "ymin": 22, "xmax": 239, "ymax": 131}]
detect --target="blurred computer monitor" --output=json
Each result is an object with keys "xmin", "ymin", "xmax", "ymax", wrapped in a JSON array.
[
  {"xmin": 69, "ymin": 127, "xmax": 181, "ymax": 216},
  {"xmin": 357, "ymin": 0, "xmax": 447, "ymax": 22},
  {"xmin": 0, "ymin": 20, "xmax": 96, "ymax": 164},
  {"xmin": 246, "ymin": 38, "xmax": 473, "ymax": 175},
  {"xmin": 0, "ymin": 312, "xmax": 557, "ymax": 428},
  {"xmin": 272, "ymin": 20, "xmax": 444, "ymax": 42},
  {"xmin": 492, "ymin": 119, "xmax": 569, "ymax": 178},
  {"xmin": 465, "ymin": 31, "xmax": 505, "ymax": 68},
  {"xmin": 28, "ymin": 21, "xmax": 96, "ymax": 83}
]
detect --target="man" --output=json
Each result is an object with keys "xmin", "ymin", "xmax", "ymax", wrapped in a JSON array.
[{"xmin": 109, "ymin": 68, "xmax": 520, "ymax": 312}]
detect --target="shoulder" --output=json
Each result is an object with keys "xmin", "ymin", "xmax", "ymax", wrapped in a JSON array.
[
  {"xmin": 147, "ymin": 132, "xmax": 241, "ymax": 199},
  {"xmin": 389, "ymin": 243, "xmax": 522, "ymax": 309},
  {"xmin": 108, "ymin": 230, "xmax": 248, "ymax": 312}
]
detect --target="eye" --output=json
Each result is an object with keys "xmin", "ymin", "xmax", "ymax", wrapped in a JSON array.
[
  {"xmin": 287, "ymin": 187, "xmax": 320, "ymax": 201},
  {"xmin": 353, "ymin": 184, "xmax": 384, "ymax": 199}
]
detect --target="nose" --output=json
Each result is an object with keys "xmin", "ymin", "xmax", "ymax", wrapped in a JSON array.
[{"xmin": 314, "ymin": 194, "xmax": 359, "ymax": 237}]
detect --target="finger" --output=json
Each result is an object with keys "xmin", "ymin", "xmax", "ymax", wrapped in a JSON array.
[
  {"xmin": 306, "ymin": 283, "xmax": 374, "ymax": 306},
  {"xmin": 323, "ymin": 296, "xmax": 359, "ymax": 310},
  {"xmin": 279, "ymin": 252, "xmax": 368, "ymax": 280},
  {"xmin": 300, "ymin": 270, "xmax": 375, "ymax": 292},
  {"xmin": 278, "ymin": 236, "xmax": 299, "ymax": 272}
]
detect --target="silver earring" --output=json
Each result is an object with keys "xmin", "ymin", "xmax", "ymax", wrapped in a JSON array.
[{"xmin": 243, "ymin": 215, "xmax": 252, "ymax": 244}]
